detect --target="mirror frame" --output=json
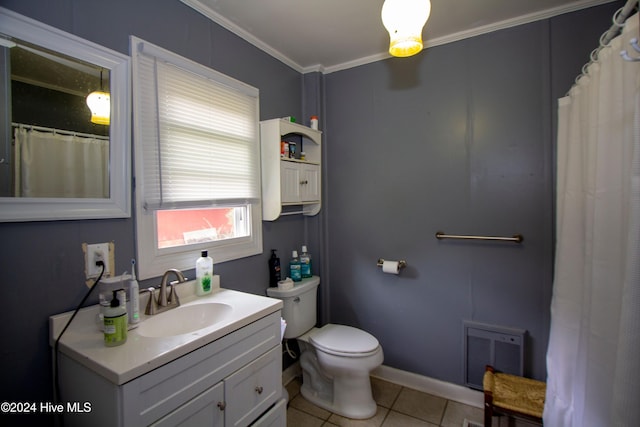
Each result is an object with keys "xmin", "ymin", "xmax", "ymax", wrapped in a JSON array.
[{"xmin": 0, "ymin": 7, "xmax": 131, "ymax": 222}]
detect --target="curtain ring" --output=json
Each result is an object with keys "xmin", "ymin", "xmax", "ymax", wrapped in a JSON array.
[
  {"xmin": 589, "ymin": 48, "xmax": 600, "ymax": 63},
  {"xmin": 612, "ymin": 7, "xmax": 626, "ymax": 28},
  {"xmin": 581, "ymin": 63, "xmax": 590, "ymax": 76},
  {"xmin": 599, "ymin": 32, "xmax": 610, "ymax": 48}
]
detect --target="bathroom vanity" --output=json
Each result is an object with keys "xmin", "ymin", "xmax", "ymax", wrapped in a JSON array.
[{"xmin": 50, "ymin": 283, "xmax": 285, "ymax": 427}]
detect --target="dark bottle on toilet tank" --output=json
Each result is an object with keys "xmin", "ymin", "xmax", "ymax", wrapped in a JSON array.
[{"xmin": 268, "ymin": 249, "xmax": 281, "ymax": 287}]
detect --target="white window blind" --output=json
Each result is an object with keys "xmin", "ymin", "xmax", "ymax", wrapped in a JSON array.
[{"xmin": 134, "ymin": 40, "xmax": 260, "ymax": 211}]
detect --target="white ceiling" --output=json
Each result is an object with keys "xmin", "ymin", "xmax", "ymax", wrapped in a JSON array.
[{"xmin": 181, "ymin": 0, "xmax": 616, "ymax": 74}]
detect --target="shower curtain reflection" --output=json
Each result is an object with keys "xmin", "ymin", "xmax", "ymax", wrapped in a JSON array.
[{"xmin": 14, "ymin": 126, "xmax": 109, "ymax": 198}]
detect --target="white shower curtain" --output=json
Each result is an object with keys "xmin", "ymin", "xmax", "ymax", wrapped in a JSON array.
[
  {"xmin": 14, "ymin": 127, "xmax": 109, "ymax": 198},
  {"xmin": 544, "ymin": 11, "xmax": 640, "ymax": 427}
]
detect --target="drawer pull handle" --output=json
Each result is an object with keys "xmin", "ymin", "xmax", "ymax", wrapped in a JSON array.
[
  {"xmin": 255, "ymin": 386, "xmax": 264, "ymax": 394},
  {"xmin": 293, "ymin": 297, "xmax": 300, "ymax": 303},
  {"xmin": 217, "ymin": 401, "xmax": 226, "ymax": 411}
]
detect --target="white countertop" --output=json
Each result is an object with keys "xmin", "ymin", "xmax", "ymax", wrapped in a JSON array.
[{"xmin": 49, "ymin": 281, "xmax": 282, "ymax": 385}]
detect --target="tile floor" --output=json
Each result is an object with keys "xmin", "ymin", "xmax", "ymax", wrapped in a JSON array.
[
  {"xmin": 285, "ymin": 376, "xmax": 484, "ymax": 427},
  {"xmin": 285, "ymin": 376, "xmax": 540, "ymax": 427}
]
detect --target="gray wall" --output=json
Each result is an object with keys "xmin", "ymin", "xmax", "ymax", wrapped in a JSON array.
[
  {"xmin": 0, "ymin": 0, "xmax": 620, "ymax": 423},
  {"xmin": 323, "ymin": 2, "xmax": 620, "ymax": 384}
]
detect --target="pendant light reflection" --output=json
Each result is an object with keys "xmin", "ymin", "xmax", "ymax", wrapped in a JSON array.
[
  {"xmin": 86, "ymin": 70, "xmax": 110, "ymax": 125},
  {"xmin": 381, "ymin": 0, "xmax": 431, "ymax": 58}
]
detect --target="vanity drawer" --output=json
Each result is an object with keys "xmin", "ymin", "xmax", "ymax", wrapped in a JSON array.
[
  {"xmin": 224, "ymin": 345, "xmax": 281, "ymax": 427},
  {"xmin": 122, "ymin": 312, "xmax": 281, "ymax": 426},
  {"xmin": 251, "ymin": 398, "xmax": 286, "ymax": 427},
  {"xmin": 150, "ymin": 381, "xmax": 224, "ymax": 427}
]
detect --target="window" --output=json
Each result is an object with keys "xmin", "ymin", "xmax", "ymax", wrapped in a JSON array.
[{"xmin": 131, "ymin": 36, "xmax": 262, "ymax": 279}]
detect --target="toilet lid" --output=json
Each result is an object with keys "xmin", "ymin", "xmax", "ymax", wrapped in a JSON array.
[{"xmin": 310, "ymin": 324, "xmax": 379, "ymax": 356}]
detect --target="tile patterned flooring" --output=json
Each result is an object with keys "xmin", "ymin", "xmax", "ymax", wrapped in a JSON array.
[{"xmin": 285, "ymin": 376, "xmax": 485, "ymax": 427}]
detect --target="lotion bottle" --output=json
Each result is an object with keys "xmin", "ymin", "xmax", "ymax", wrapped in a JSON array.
[
  {"xmin": 196, "ymin": 250, "xmax": 213, "ymax": 296},
  {"xmin": 104, "ymin": 290, "xmax": 127, "ymax": 347}
]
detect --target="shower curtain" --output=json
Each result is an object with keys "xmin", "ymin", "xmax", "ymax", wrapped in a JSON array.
[
  {"xmin": 14, "ymin": 127, "xmax": 109, "ymax": 198},
  {"xmin": 544, "ymin": 11, "xmax": 640, "ymax": 427}
]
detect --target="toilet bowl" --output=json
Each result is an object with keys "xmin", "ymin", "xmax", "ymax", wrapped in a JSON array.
[
  {"xmin": 266, "ymin": 277, "xmax": 384, "ymax": 419},
  {"xmin": 299, "ymin": 324, "xmax": 383, "ymax": 418}
]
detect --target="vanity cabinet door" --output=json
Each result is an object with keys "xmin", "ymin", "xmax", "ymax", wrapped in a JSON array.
[
  {"xmin": 151, "ymin": 381, "xmax": 224, "ymax": 427},
  {"xmin": 224, "ymin": 345, "xmax": 281, "ymax": 427}
]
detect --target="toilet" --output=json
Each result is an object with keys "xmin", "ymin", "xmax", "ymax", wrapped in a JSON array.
[{"xmin": 267, "ymin": 276, "xmax": 383, "ymax": 419}]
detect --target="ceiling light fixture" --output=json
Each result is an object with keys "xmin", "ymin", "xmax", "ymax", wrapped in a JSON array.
[
  {"xmin": 86, "ymin": 70, "xmax": 110, "ymax": 125},
  {"xmin": 381, "ymin": 0, "xmax": 431, "ymax": 58}
]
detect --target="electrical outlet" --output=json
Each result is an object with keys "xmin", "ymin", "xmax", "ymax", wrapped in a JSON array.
[{"xmin": 85, "ymin": 243, "xmax": 111, "ymax": 278}]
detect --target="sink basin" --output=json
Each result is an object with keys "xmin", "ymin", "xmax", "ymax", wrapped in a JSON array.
[{"xmin": 137, "ymin": 303, "xmax": 233, "ymax": 337}]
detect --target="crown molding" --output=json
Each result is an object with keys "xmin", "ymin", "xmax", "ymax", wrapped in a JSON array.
[{"xmin": 180, "ymin": 0, "xmax": 305, "ymax": 73}]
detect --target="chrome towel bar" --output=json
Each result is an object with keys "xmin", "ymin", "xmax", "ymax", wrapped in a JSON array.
[{"xmin": 435, "ymin": 231, "xmax": 523, "ymax": 243}]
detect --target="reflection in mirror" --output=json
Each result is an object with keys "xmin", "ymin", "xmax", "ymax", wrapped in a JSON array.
[
  {"xmin": 5, "ymin": 40, "xmax": 110, "ymax": 198},
  {"xmin": 0, "ymin": 7, "xmax": 131, "ymax": 222}
]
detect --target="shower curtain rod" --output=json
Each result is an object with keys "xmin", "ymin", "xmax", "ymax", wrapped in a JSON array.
[
  {"xmin": 570, "ymin": 0, "xmax": 639, "ymax": 88},
  {"xmin": 11, "ymin": 122, "xmax": 109, "ymax": 140},
  {"xmin": 602, "ymin": 0, "xmax": 638, "ymax": 46}
]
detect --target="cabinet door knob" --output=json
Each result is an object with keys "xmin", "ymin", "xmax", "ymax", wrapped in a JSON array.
[
  {"xmin": 217, "ymin": 401, "xmax": 226, "ymax": 411},
  {"xmin": 255, "ymin": 386, "xmax": 264, "ymax": 394}
]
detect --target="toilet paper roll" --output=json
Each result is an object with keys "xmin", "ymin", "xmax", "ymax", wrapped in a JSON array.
[
  {"xmin": 382, "ymin": 260, "xmax": 400, "ymax": 274},
  {"xmin": 277, "ymin": 278, "xmax": 294, "ymax": 290}
]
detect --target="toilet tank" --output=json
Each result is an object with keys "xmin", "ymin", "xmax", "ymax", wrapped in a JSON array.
[{"xmin": 266, "ymin": 276, "xmax": 320, "ymax": 339}]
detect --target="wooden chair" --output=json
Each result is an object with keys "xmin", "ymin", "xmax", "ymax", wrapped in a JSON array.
[{"xmin": 483, "ymin": 365, "xmax": 546, "ymax": 426}]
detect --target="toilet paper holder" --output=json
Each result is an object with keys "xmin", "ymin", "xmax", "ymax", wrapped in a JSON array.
[{"xmin": 376, "ymin": 259, "xmax": 407, "ymax": 269}]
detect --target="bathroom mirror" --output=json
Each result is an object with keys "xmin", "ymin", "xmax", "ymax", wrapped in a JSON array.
[{"xmin": 0, "ymin": 7, "xmax": 130, "ymax": 221}]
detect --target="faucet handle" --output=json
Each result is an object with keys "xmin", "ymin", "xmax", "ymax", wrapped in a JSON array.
[
  {"xmin": 142, "ymin": 287, "xmax": 157, "ymax": 315},
  {"xmin": 167, "ymin": 284, "xmax": 181, "ymax": 307}
]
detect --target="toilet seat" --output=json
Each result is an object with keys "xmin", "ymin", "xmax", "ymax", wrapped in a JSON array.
[{"xmin": 310, "ymin": 324, "xmax": 380, "ymax": 357}]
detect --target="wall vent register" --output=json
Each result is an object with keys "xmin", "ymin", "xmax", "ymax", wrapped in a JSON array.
[{"xmin": 463, "ymin": 321, "xmax": 525, "ymax": 390}]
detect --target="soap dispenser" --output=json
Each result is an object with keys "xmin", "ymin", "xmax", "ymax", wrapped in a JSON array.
[{"xmin": 103, "ymin": 290, "xmax": 128, "ymax": 347}]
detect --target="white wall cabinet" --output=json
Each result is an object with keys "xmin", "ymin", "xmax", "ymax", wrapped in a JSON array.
[
  {"xmin": 59, "ymin": 312, "xmax": 285, "ymax": 427},
  {"xmin": 261, "ymin": 118, "xmax": 322, "ymax": 220}
]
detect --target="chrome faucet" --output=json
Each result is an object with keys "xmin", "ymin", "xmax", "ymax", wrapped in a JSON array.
[{"xmin": 144, "ymin": 268, "xmax": 187, "ymax": 315}]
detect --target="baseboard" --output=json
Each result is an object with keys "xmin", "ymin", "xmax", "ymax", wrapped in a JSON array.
[
  {"xmin": 282, "ymin": 362, "xmax": 483, "ymax": 409},
  {"xmin": 371, "ymin": 365, "xmax": 483, "ymax": 409}
]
